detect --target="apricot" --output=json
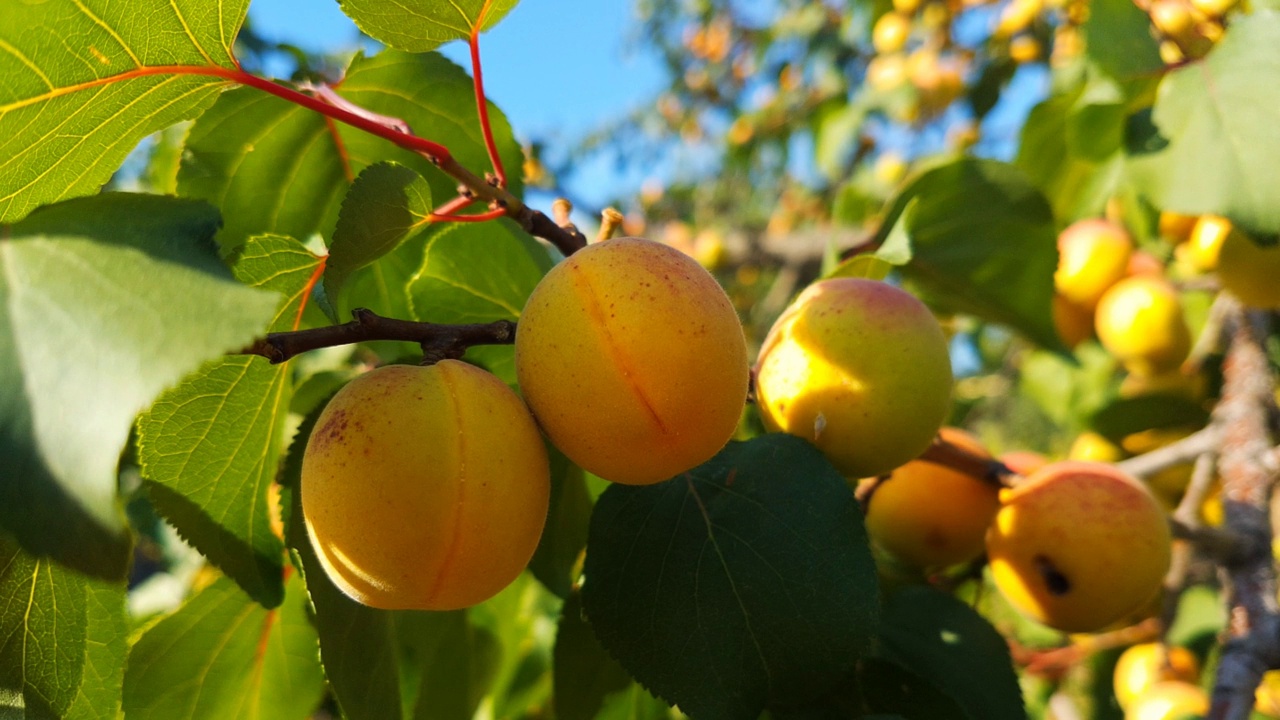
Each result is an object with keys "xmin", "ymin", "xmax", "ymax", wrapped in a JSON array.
[
  {"xmin": 754, "ymin": 278, "xmax": 953, "ymax": 478},
  {"xmin": 873, "ymin": 12, "xmax": 912, "ymax": 54},
  {"xmin": 515, "ymin": 237, "xmax": 748, "ymax": 485},
  {"xmin": 1055, "ymin": 219, "xmax": 1133, "ymax": 310},
  {"xmin": 986, "ymin": 461, "xmax": 1172, "ymax": 633},
  {"xmin": 1113, "ymin": 643, "xmax": 1201, "ymax": 711},
  {"xmin": 1068, "ymin": 431, "xmax": 1123, "ymax": 463},
  {"xmin": 1158, "ymin": 210, "xmax": 1198, "ymax": 244},
  {"xmin": 864, "ymin": 428, "xmax": 1001, "ymax": 568},
  {"xmin": 1000, "ymin": 450, "xmax": 1049, "ymax": 477},
  {"xmin": 1053, "ymin": 294, "xmax": 1094, "ymax": 348},
  {"xmin": 1181, "ymin": 214, "xmax": 1231, "ymax": 272},
  {"xmin": 1217, "ymin": 224, "xmax": 1280, "ymax": 309},
  {"xmin": 1256, "ymin": 669, "xmax": 1280, "ymax": 716},
  {"xmin": 1095, "ymin": 276, "xmax": 1192, "ymax": 377},
  {"xmin": 301, "ymin": 361, "xmax": 550, "ymax": 610},
  {"xmin": 1126, "ymin": 681, "xmax": 1209, "ymax": 720}
]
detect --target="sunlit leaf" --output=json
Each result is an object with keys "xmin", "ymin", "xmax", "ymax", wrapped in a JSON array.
[
  {"xmin": 137, "ymin": 234, "xmax": 322, "ymax": 607},
  {"xmin": 337, "ymin": 0, "xmax": 519, "ymax": 52},
  {"xmin": 0, "ymin": 0, "xmax": 247, "ymax": 222}
]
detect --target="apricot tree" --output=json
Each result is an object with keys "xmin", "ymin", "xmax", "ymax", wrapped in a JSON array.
[{"xmin": 3, "ymin": 0, "xmax": 1280, "ymax": 719}]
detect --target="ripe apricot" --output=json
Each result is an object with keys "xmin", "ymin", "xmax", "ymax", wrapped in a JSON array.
[
  {"xmin": 1095, "ymin": 276, "xmax": 1191, "ymax": 377},
  {"xmin": 1113, "ymin": 643, "xmax": 1201, "ymax": 711},
  {"xmin": 986, "ymin": 461, "xmax": 1172, "ymax": 633},
  {"xmin": 1126, "ymin": 681, "xmax": 1209, "ymax": 720},
  {"xmin": 1053, "ymin": 294, "xmax": 1094, "ymax": 348},
  {"xmin": 515, "ymin": 237, "xmax": 748, "ymax": 485},
  {"xmin": 864, "ymin": 428, "xmax": 1001, "ymax": 568},
  {"xmin": 301, "ymin": 361, "xmax": 550, "ymax": 610},
  {"xmin": 754, "ymin": 278, "xmax": 952, "ymax": 478},
  {"xmin": 873, "ymin": 12, "xmax": 912, "ymax": 54},
  {"xmin": 1216, "ymin": 223, "xmax": 1280, "ymax": 309},
  {"xmin": 1055, "ymin": 219, "xmax": 1133, "ymax": 310}
]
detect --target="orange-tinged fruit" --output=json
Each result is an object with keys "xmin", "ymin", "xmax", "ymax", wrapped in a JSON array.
[
  {"xmin": 1113, "ymin": 643, "xmax": 1201, "ymax": 711},
  {"xmin": 1009, "ymin": 35, "xmax": 1042, "ymax": 63},
  {"xmin": 1001, "ymin": 450, "xmax": 1049, "ymax": 477},
  {"xmin": 1126, "ymin": 681, "xmax": 1209, "ymax": 720},
  {"xmin": 1053, "ymin": 294, "xmax": 1094, "ymax": 348},
  {"xmin": 1055, "ymin": 219, "xmax": 1134, "ymax": 309},
  {"xmin": 1255, "ymin": 669, "xmax": 1280, "ymax": 716},
  {"xmin": 301, "ymin": 362, "xmax": 550, "ymax": 610},
  {"xmin": 864, "ymin": 428, "xmax": 1001, "ymax": 568},
  {"xmin": 1095, "ymin": 276, "xmax": 1192, "ymax": 377},
  {"xmin": 755, "ymin": 278, "xmax": 953, "ymax": 478},
  {"xmin": 515, "ymin": 237, "xmax": 749, "ymax": 485},
  {"xmin": 986, "ymin": 461, "xmax": 1172, "ymax": 632},
  {"xmin": 1159, "ymin": 211, "xmax": 1198, "ymax": 244},
  {"xmin": 1217, "ymin": 224, "xmax": 1280, "ymax": 309}
]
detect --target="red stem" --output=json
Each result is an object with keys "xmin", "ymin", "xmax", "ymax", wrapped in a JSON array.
[
  {"xmin": 469, "ymin": 26, "xmax": 507, "ymax": 186},
  {"xmin": 429, "ymin": 208, "xmax": 508, "ymax": 223}
]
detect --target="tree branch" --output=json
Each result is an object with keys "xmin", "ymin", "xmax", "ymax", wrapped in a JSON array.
[
  {"xmin": 1207, "ymin": 301, "xmax": 1280, "ymax": 720},
  {"xmin": 241, "ymin": 308, "xmax": 516, "ymax": 365},
  {"xmin": 1116, "ymin": 426, "xmax": 1221, "ymax": 480}
]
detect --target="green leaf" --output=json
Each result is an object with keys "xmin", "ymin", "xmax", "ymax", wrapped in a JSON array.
[
  {"xmin": 178, "ymin": 50, "xmax": 523, "ymax": 252},
  {"xmin": 854, "ymin": 660, "xmax": 968, "ymax": 720},
  {"xmin": 1019, "ymin": 344, "xmax": 1118, "ymax": 430},
  {"xmin": 337, "ymin": 0, "xmax": 519, "ymax": 52},
  {"xmin": 325, "ymin": 163, "xmax": 433, "ymax": 318},
  {"xmin": 1088, "ymin": 394, "xmax": 1211, "ymax": 441},
  {"xmin": 137, "ymin": 234, "xmax": 322, "ymax": 607},
  {"xmin": 581, "ymin": 435, "xmax": 880, "ymax": 720},
  {"xmin": 869, "ymin": 158, "xmax": 1064, "ymax": 352},
  {"xmin": 396, "ymin": 611, "xmax": 500, "ymax": 720},
  {"xmin": 0, "ymin": 0, "xmax": 246, "ymax": 222},
  {"xmin": 284, "ymin": 411, "xmax": 403, "ymax": 720},
  {"xmin": 406, "ymin": 219, "xmax": 549, "ymax": 386},
  {"xmin": 1017, "ymin": 93, "xmax": 1123, "ymax": 221},
  {"xmin": 122, "ymin": 573, "xmax": 325, "ymax": 720},
  {"xmin": 1082, "ymin": 0, "xmax": 1163, "ymax": 81},
  {"xmin": 0, "ymin": 537, "xmax": 128, "ymax": 719},
  {"xmin": 1132, "ymin": 11, "xmax": 1280, "ymax": 237},
  {"xmin": 825, "ymin": 255, "xmax": 893, "ymax": 281},
  {"xmin": 874, "ymin": 587, "xmax": 1027, "ymax": 720},
  {"xmin": 554, "ymin": 592, "xmax": 632, "ymax": 720},
  {"xmin": 527, "ymin": 448, "xmax": 592, "ymax": 599},
  {"xmin": 0, "ymin": 194, "xmax": 278, "ymax": 579}
]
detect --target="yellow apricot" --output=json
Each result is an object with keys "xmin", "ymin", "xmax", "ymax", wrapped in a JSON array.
[
  {"xmin": 515, "ymin": 237, "xmax": 749, "ymax": 485},
  {"xmin": 1095, "ymin": 276, "xmax": 1192, "ymax": 377},
  {"xmin": 864, "ymin": 428, "xmax": 1001, "ymax": 568},
  {"xmin": 1256, "ymin": 669, "xmax": 1280, "ymax": 716},
  {"xmin": 1068, "ymin": 431, "xmax": 1124, "ymax": 463},
  {"xmin": 1217, "ymin": 224, "xmax": 1280, "ymax": 309},
  {"xmin": 986, "ymin": 461, "xmax": 1172, "ymax": 633},
  {"xmin": 1184, "ymin": 214, "xmax": 1232, "ymax": 272},
  {"xmin": 1127, "ymin": 681, "xmax": 1209, "ymax": 720},
  {"xmin": 755, "ymin": 278, "xmax": 952, "ymax": 478},
  {"xmin": 1055, "ymin": 219, "xmax": 1134, "ymax": 310},
  {"xmin": 873, "ymin": 12, "xmax": 913, "ymax": 54},
  {"xmin": 1009, "ymin": 35, "xmax": 1042, "ymax": 63},
  {"xmin": 301, "ymin": 361, "xmax": 550, "ymax": 611},
  {"xmin": 1113, "ymin": 643, "xmax": 1201, "ymax": 711}
]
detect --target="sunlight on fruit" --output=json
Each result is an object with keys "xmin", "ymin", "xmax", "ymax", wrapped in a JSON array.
[
  {"xmin": 1113, "ymin": 643, "xmax": 1201, "ymax": 711},
  {"xmin": 1216, "ymin": 223, "xmax": 1280, "ymax": 309},
  {"xmin": 1055, "ymin": 219, "xmax": 1133, "ymax": 310},
  {"xmin": 301, "ymin": 362, "xmax": 550, "ymax": 610},
  {"xmin": 1126, "ymin": 681, "xmax": 1209, "ymax": 720},
  {"xmin": 516, "ymin": 237, "xmax": 749, "ymax": 485},
  {"xmin": 986, "ymin": 462, "xmax": 1172, "ymax": 633},
  {"xmin": 755, "ymin": 278, "xmax": 953, "ymax": 478},
  {"xmin": 1095, "ymin": 276, "xmax": 1192, "ymax": 377}
]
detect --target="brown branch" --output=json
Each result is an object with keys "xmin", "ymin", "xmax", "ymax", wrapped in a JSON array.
[
  {"xmin": 1163, "ymin": 451, "xmax": 1221, "ymax": 638},
  {"xmin": 1207, "ymin": 301, "xmax": 1280, "ymax": 720},
  {"xmin": 1116, "ymin": 426, "xmax": 1221, "ymax": 479},
  {"xmin": 240, "ymin": 308, "xmax": 516, "ymax": 365},
  {"xmin": 916, "ymin": 434, "xmax": 1019, "ymax": 488}
]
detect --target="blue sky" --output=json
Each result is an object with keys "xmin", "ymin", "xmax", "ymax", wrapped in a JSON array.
[{"xmin": 247, "ymin": 0, "xmax": 669, "ymax": 208}]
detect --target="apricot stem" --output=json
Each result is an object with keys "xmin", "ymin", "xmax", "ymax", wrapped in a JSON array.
[{"xmin": 241, "ymin": 308, "xmax": 517, "ymax": 364}]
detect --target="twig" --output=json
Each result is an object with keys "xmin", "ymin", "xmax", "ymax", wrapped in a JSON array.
[
  {"xmin": 1206, "ymin": 302, "xmax": 1280, "ymax": 720},
  {"xmin": 916, "ymin": 434, "xmax": 1019, "ymax": 488},
  {"xmin": 1116, "ymin": 426, "xmax": 1221, "ymax": 479},
  {"xmin": 241, "ymin": 308, "xmax": 516, "ymax": 365},
  {"xmin": 598, "ymin": 208, "xmax": 624, "ymax": 242},
  {"xmin": 1162, "ymin": 451, "xmax": 1220, "ymax": 638}
]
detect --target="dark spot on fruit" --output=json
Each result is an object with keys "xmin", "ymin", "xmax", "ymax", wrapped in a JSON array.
[{"xmin": 1034, "ymin": 555, "xmax": 1071, "ymax": 596}]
